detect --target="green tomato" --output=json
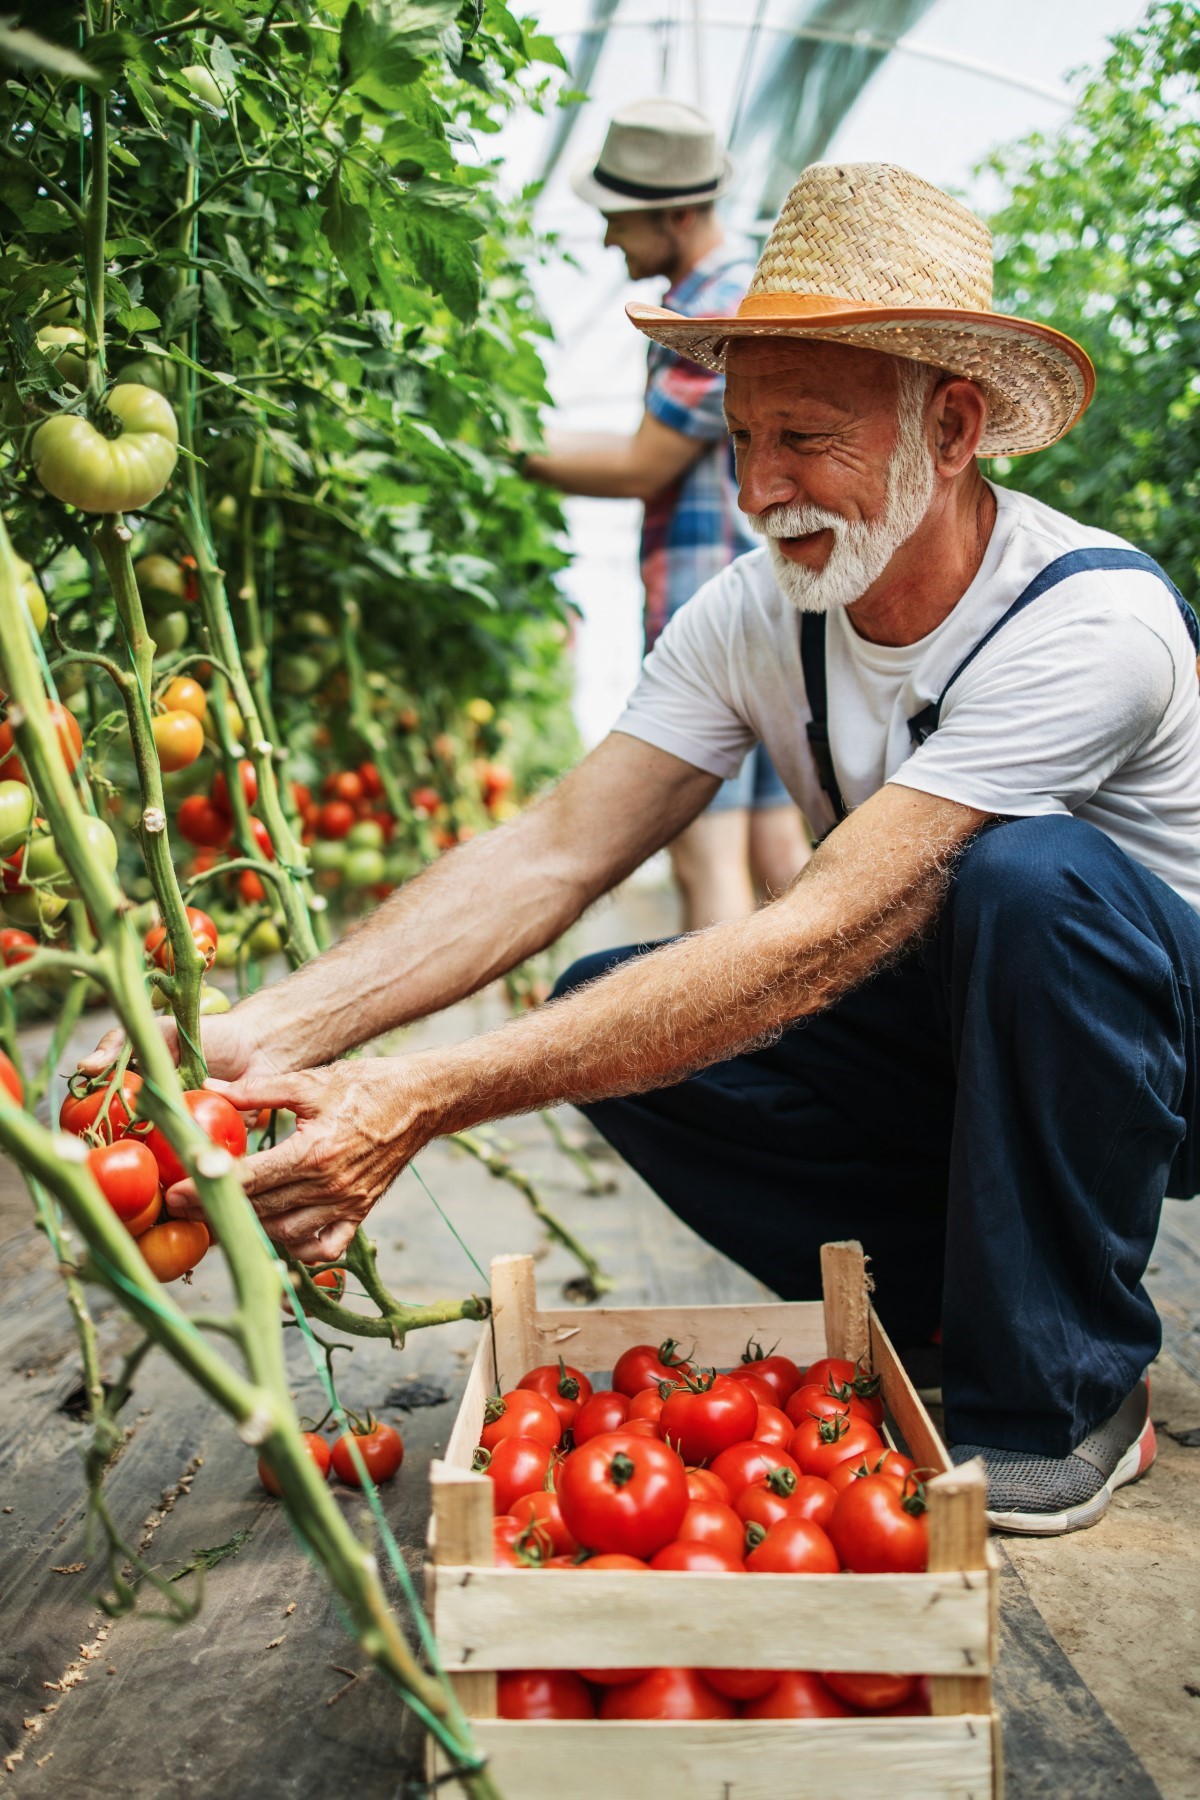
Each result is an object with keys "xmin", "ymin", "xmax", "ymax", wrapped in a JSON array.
[
  {"xmin": 290, "ymin": 610, "xmax": 334, "ymax": 641},
  {"xmin": 347, "ymin": 819, "xmax": 384, "ymax": 851},
  {"xmin": 309, "ymin": 837, "xmax": 347, "ymax": 874},
  {"xmin": 13, "ymin": 557, "xmax": 47, "ymax": 636},
  {"xmin": 32, "ymin": 384, "xmax": 179, "ymax": 514},
  {"xmin": 36, "ymin": 325, "xmax": 88, "ymax": 389},
  {"xmin": 0, "ymin": 780, "xmax": 33, "ymax": 856},
  {"xmin": 246, "ymin": 918, "xmax": 282, "ymax": 958},
  {"xmin": 117, "ymin": 357, "xmax": 177, "ymax": 397},
  {"xmin": 3, "ymin": 886, "xmax": 67, "ymax": 927},
  {"xmin": 148, "ymin": 608, "xmax": 189, "ymax": 653},
  {"xmin": 343, "ymin": 846, "xmax": 386, "ymax": 888},
  {"xmin": 134, "ymin": 553, "xmax": 186, "ymax": 603},
  {"xmin": 181, "ymin": 64, "xmax": 229, "ymax": 111},
  {"xmin": 22, "ymin": 829, "xmax": 68, "ymax": 888},
  {"xmin": 275, "ymin": 653, "xmax": 322, "ymax": 696},
  {"xmin": 198, "ymin": 984, "xmax": 231, "ymax": 1014}
]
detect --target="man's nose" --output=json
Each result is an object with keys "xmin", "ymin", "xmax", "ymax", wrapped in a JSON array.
[{"xmin": 736, "ymin": 443, "xmax": 797, "ymax": 518}]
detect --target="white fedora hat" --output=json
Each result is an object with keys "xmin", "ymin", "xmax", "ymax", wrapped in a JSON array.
[
  {"xmin": 572, "ymin": 98, "xmax": 734, "ymax": 215},
  {"xmin": 626, "ymin": 162, "xmax": 1095, "ymax": 456}
]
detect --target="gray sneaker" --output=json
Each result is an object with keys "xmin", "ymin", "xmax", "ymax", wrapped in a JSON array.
[{"xmin": 950, "ymin": 1378, "xmax": 1156, "ymax": 1535}]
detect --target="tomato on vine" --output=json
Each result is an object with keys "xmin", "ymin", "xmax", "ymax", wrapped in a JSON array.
[
  {"xmin": 86, "ymin": 1138, "xmax": 159, "ymax": 1222},
  {"xmin": 0, "ymin": 703, "xmax": 82, "ymax": 779},
  {"xmin": 137, "ymin": 1218, "xmax": 209, "ymax": 1283},
  {"xmin": 161, "ymin": 676, "xmax": 208, "ymax": 721},
  {"xmin": 211, "ymin": 760, "xmax": 257, "ymax": 814},
  {"xmin": 152, "ymin": 708, "xmax": 205, "ymax": 771},
  {"xmin": 32, "ymin": 384, "xmax": 179, "ymax": 513},
  {"xmin": 177, "ymin": 794, "xmax": 233, "ymax": 848},
  {"xmin": 0, "ymin": 927, "xmax": 37, "ymax": 967},
  {"xmin": 0, "ymin": 1048, "xmax": 23, "ymax": 1105},
  {"xmin": 145, "ymin": 905, "xmax": 219, "ymax": 971},
  {"xmin": 136, "ymin": 1088, "xmax": 247, "ymax": 1191},
  {"xmin": 0, "ymin": 779, "xmax": 33, "ymax": 855},
  {"xmin": 61, "ymin": 1069, "xmax": 143, "ymax": 1138}
]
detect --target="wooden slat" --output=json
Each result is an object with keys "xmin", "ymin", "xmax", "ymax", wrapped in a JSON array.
[
  {"xmin": 428, "ymin": 1461, "xmax": 496, "ymax": 1722},
  {"xmin": 439, "ymin": 1718, "xmax": 996, "ymax": 1799},
  {"xmin": 820, "ymin": 1240, "xmax": 872, "ymax": 1363},
  {"xmin": 531, "ymin": 1301, "xmax": 828, "ymax": 1373},
  {"xmin": 442, "ymin": 1320, "xmax": 495, "ymax": 1472},
  {"xmin": 432, "ymin": 1567, "xmax": 991, "ymax": 1674},
  {"xmin": 871, "ymin": 1305, "xmax": 951, "ymax": 1473},
  {"xmin": 927, "ymin": 1459, "xmax": 992, "ymax": 1720},
  {"xmin": 490, "ymin": 1252, "xmax": 538, "ymax": 1390}
]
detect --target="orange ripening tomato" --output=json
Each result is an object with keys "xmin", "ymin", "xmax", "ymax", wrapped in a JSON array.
[
  {"xmin": 137, "ymin": 1219, "xmax": 209, "ymax": 1282},
  {"xmin": 0, "ymin": 927, "xmax": 37, "ymax": 967},
  {"xmin": 0, "ymin": 1048, "xmax": 23, "ymax": 1105},
  {"xmin": 238, "ymin": 869, "xmax": 266, "ymax": 905},
  {"xmin": 152, "ymin": 708, "xmax": 205, "ymax": 772},
  {"xmin": 161, "ymin": 676, "xmax": 208, "ymax": 722},
  {"xmin": 258, "ymin": 1432, "xmax": 332, "ymax": 1497},
  {"xmin": 323, "ymin": 769, "xmax": 363, "ymax": 804},
  {"xmin": 123, "ymin": 1191, "xmax": 163, "ymax": 1237},
  {"xmin": 145, "ymin": 905, "xmax": 219, "ymax": 972},
  {"xmin": 137, "ymin": 1088, "xmax": 247, "ymax": 1191}
]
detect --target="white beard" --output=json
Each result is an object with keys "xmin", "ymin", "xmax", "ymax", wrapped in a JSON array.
[{"xmin": 746, "ymin": 378, "xmax": 937, "ymax": 615}]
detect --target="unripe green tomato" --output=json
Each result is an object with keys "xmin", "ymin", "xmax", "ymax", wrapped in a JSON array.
[
  {"xmin": 343, "ymin": 846, "xmax": 386, "ymax": 888},
  {"xmin": 247, "ymin": 918, "xmax": 282, "ymax": 957},
  {"xmin": 211, "ymin": 494, "xmax": 238, "ymax": 528},
  {"xmin": 346, "ymin": 819, "xmax": 384, "ymax": 851},
  {"xmin": 57, "ymin": 664, "xmax": 86, "ymax": 699},
  {"xmin": 198, "ymin": 984, "xmax": 231, "ymax": 1014},
  {"xmin": 3, "ymin": 885, "xmax": 68, "ymax": 927},
  {"xmin": 40, "ymin": 293, "xmax": 74, "ymax": 324},
  {"xmin": 135, "ymin": 553, "xmax": 186, "ymax": 604},
  {"xmin": 117, "ymin": 358, "xmax": 176, "ymax": 397},
  {"xmin": 275, "ymin": 653, "xmax": 322, "ymax": 696},
  {"xmin": 14, "ymin": 557, "xmax": 48, "ymax": 636},
  {"xmin": 0, "ymin": 780, "xmax": 34, "ymax": 855},
  {"xmin": 151, "ymin": 980, "xmax": 170, "ymax": 1010},
  {"xmin": 212, "ymin": 935, "xmax": 239, "ymax": 970},
  {"xmin": 32, "ymin": 384, "xmax": 179, "ymax": 514},
  {"xmin": 35, "ymin": 325, "xmax": 88, "ymax": 389},
  {"xmin": 148, "ymin": 608, "xmax": 189, "ymax": 653},
  {"xmin": 290, "ymin": 610, "xmax": 334, "ymax": 641},
  {"xmin": 181, "ymin": 64, "xmax": 229, "ymax": 111},
  {"xmin": 309, "ymin": 837, "xmax": 347, "ymax": 874},
  {"xmin": 22, "ymin": 829, "xmax": 68, "ymax": 888}
]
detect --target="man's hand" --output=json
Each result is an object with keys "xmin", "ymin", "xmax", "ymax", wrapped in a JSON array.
[
  {"xmin": 78, "ymin": 1007, "xmax": 284, "ymax": 1089},
  {"xmin": 164, "ymin": 1056, "xmax": 437, "ymax": 1261}
]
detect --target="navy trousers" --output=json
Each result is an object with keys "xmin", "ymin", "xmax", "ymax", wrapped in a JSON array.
[{"xmin": 554, "ymin": 816, "xmax": 1200, "ymax": 1455}]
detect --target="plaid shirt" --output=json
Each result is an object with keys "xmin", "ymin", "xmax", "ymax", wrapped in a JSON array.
[{"xmin": 641, "ymin": 241, "xmax": 758, "ymax": 649}]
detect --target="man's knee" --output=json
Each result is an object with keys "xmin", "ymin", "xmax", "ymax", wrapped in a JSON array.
[
  {"xmin": 947, "ymin": 815, "xmax": 1129, "ymax": 943},
  {"xmin": 550, "ymin": 941, "xmax": 665, "ymax": 1002}
]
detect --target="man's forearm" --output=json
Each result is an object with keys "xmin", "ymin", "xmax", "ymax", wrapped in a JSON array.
[
  {"xmin": 525, "ymin": 430, "xmax": 650, "ymax": 499},
  {"xmin": 425, "ymin": 788, "xmax": 985, "ymax": 1133}
]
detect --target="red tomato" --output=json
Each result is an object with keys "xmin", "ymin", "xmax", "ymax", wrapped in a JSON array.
[
  {"xmin": 137, "ymin": 1088, "xmax": 248, "ymax": 1191},
  {"xmin": 659, "ymin": 1372, "xmax": 759, "ymax": 1465},
  {"xmin": 725, "ymin": 1371, "xmax": 778, "ymax": 1408},
  {"xmin": 60, "ymin": 1071, "xmax": 143, "ymax": 1138},
  {"xmin": 742, "ymin": 1671, "xmax": 853, "ymax": 1718},
  {"xmin": 211, "ymin": 759, "xmax": 258, "ymax": 814},
  {"xmin": 701, "ymin": 1667, "xmax": 779, "ymax": 1701},
  {"xmin": 578, "ymin": 1553, "xmax": 647, "ymax": 1572},
  {"xmin": 786, "ymin": 1380, "xmax": 878, "ymax": 1430},
  {"xmin": 323, "ymin": 769, "xmax": 364, "ymax": 805},
  {"xmin": 735, "ymin": 1345, "xmax": 804, "ymax": 1406},
  {"xmin": 510, "ymin": 1489, "xmax": 578, "ymax": 1557},
  {"xmin": 316, "ymin": 800, "xmax": 356, "ymax": 840},
  {"xmin": 238, "ymin": 869, "xmax": 266, "ymax": 905},
  {"xmin": 0, "ymin": 703, "xmax": 82, "ymax": 778},
  {"xmin": 480, "ymin": 1436, "xmax": 556, "ymax": 1515},
  {"xmin": 492, "ymin": 1514, "xmax": 550, "ymax": 1568},
  {"xmin": 673, "ymin": 1498, "xmax": 745, "ymax": 1560},
  {"xmin": 827, "ymin": 1447, "xmax": 916, "ymax": 1496},
  {"xmin": 478, "ymin": 1389, "xmax": 562, "ymax": 1453},
  {"xmin": 789, "ymin": 1414, "xmax": 883, "ymax": 1481},
  {"xmin": 137, "ymin": 1219, "xmax": 209, "ymax": 1283},
  {"xmin": 573, "ymin": 1389, "xmax": 630, "ymax": 1443},
  {"xmin": 878, "ymin": 1676, "xmax": 932, "ymax": 1716},
  {"xmin": 828, "ymin": 1473, "xmax": 928, "ymax": 1573},
  {"xmin": 518, "ymin": 1359, "xmax": 593, "ymax": 1432},
  {"xmin": 410, "ymin": 785, "xmax": 441, "ymax": 818},
  {"xmin": 145, "ymin": 905, "xmax": 219, "ymax": 972},
  {"xmin": 0, "ymin": 927, "xmax": 36, "ymax": 966},
  {"xmin": 803, "ymin": 1357, "xmax": 885, "ymax": 1428},
  {"xmin": 745, "ymin": 1516, "xmax": 840, "ymax": 1575},
  {"xmin": 152, "ymin": 709, "xmax": 204, "ymax": 772},
  {"xmin": 627, "ymin": 1387, "xmax": 665, "ymax": 1427},
  {"xmin": 709, "ymin": 1441, "xmax": 801, "ymax": 1501},
  {"xmin": 612, "ymin": 1339, "xmax": 693, "ymax": 1396},
  {"xmin": 822, "ymin": 1670, "xmax": 917, "ymax": 1712},
  {"xmin": 86, "ymin": 1138, "xmax": 160, "ymax": 1221},
  {"xmin": 0, "ymin": 1048, "xmax": 22, "ymax": 1105},
  {"xmin": 177, "ymin": 794, "xmax": 233, "ymax": 848},
  {"xmin": 686, "ymin": 1467, "xmax": 731, "ymax": 1505},
  {"xmin": 498, "ymin": 1670, "xmax": 594, "ymax": 1720},
  {"xmin": 648, "ymin": 1540, "xmax": 743, "ymax": 1572},
  {"xmin": 737, "ymin": 1471, "xmax": 837, "ymax": 1537},
  {"xmin": 599, "ymin": 1669, "xmax": 735, "ymax": 1721},
  {"xmin": 257, "ymin": 1431, "xmax": 332, "ymax": 1497},
  {"xmin": 331, "ymin": 1420, "xmax": 404, "ymax": 1486},
  {"xmin": 247, "ymin": 815, "xmax": 274, "ymax": 860},
  {"xmin": 357, "ymin": 761, "xmax": 384, "ymax": 800},
  {"xmin": 618, "ymin": 1418, "xmax": 661, "ymax": 1438},
  {"xmin": 557, "ymin": 1433, "xmax": 688, "ymax": 1559},
  {"xmin": 754, "ymin": 1403, "xmax": 795, "ymax": 1448},
  {"xmin": 123, "ymin": 1191, "xmax": 162, "ymax": 1237}
]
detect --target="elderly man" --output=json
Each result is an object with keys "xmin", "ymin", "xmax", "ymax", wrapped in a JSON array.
[{"xmin": 102, "ymin": 163, "xmax": 1200, "ymax": 1536}]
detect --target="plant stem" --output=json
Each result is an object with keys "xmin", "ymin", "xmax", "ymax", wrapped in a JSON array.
[{"xmin": 452, "ymin": 1129, "xmax": 611, "ymax": 1300}]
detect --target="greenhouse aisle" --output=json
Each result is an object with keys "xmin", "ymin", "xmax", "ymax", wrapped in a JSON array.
[{"xmin": 0, "ymin": 882, "xmax": 1197, "ymax": 1798}]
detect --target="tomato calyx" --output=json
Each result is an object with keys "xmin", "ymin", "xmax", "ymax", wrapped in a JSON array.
[
  {"xmin": 483, "ymin": 1393, "xmax": 507, "ymax": 1426},
  {"xmin": 553, "ymin": 1355, "xmax": 581, "ymax": 1402},
  {"xmin": 764, "ymin": 1465, "xmax": 797, "ymax": 1496},
  {"xmin": 815, "ymin": 1412, "xmax": 852, "ymax": 1445},
  {"xmin": 87, "ymin": 397, "xmax": 126, "ymax": 441},
  {"xmin": 608, "ymin": 1451, "xmax": 637, "ymax": 1490},
  {"xmin": 744, "ymin": 1520, "xmax": 767, "ymax": 1551},
  {"xmin": 471, "ymin": 1445, "xmax": 493, "ymax": 1474},
  {"xmin": 666, "ymin": 1365, "xmax": 718, "ymax": 1397},
  {"xmin": 658, "ymin": 1336, "xmax": 691, "ymax": 1369},
  {"xmin": 741, "ymin": 1336, "xmax": 780, "ymax": 1364},
  {"xmin": 900, "ymin": 1475, "xmax": 928, "ymax": 1517}
]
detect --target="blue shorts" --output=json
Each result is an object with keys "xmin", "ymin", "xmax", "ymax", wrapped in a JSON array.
[{"xmin": 706, "ymin": 743, "xmax": 792, "ymax": 814}]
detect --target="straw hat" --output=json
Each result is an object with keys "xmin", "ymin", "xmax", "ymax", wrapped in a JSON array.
[
  {"xmin": 572, "ymin": 98, "xmax": 734, "ymax": 215},
  {"xmin": 627, "ymin": 162, "xmax": 1094, "ymax": 456}
]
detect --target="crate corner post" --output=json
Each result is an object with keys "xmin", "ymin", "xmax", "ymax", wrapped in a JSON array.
[
  {"xmin": 819, "ymin": 1239, "xmax": 871, "ymax": 1363},
  {"xmin": 489, "ymin": 1252, "xmax": 538, "ymax": 1389},
  {"xmin": 926, "ymin": 1454, "xmax": 992, "ymax": 1721},
  {"xmin": 428, "ymin": 1458, "xmax": 497, "ymax": 1729}
]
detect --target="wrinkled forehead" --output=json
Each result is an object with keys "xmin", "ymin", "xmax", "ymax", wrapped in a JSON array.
[{"xmin": 722, "ymin": 336, "xmax": 903, "ymax": 415}]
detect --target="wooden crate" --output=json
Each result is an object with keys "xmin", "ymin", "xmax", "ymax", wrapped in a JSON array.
[{"xmin": 427, "ymin": 1243, "xmax": 1001, "ymax": 1799}]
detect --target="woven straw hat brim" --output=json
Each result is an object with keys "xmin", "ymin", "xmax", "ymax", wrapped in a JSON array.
[
  {"xmin": 571, "ymin": 151, "xmax": 735, "ymax": 215},
  {"xmin": 627, "ymin": 300, "xmax": 1095, "ymax": 457}
]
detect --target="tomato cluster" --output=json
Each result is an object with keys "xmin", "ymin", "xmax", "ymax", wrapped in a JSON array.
[
  {"xmin": 256, "ymin": 1416, "xmax": 404, "ymax": 1497},
  {"xmin": 63, "ymin": 1065, "xmax": 249, "ymax": 1282},
  {"xmin": 475, "ymin": 1339, "xmax": 931, "ymax": 1718}
]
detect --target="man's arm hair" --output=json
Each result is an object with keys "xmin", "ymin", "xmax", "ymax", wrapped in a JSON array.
[
  {"xmin": 231, "ymin": 733, "xmax": 719, "ymax": 1070},
  {"xmin": 524, "ymin": 412, "xmax": 709, "ymax": 503},
  {"xmin": 424, "ymin": 784, "xmax": 988, "ymax": 1130}
]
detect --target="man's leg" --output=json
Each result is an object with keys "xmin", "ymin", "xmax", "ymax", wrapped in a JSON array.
[
  {"xmin": 932, "ymin": 815, "xmax": 1200, "ymax": 1469},
  {"xmin": 552, "ymin": 944, "xmax": 956, "ymax": 1346},
  {"xmin": 667, "ymin": 810, "xmax": 754, "ymax": 931},
  {"xmin": 746, "ymin": 744, "xmax": 812, "ymax": 900}
]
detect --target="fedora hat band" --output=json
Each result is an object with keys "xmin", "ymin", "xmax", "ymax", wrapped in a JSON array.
[{"xmin": 591, "ymin": 165, "xmax": 722, "ymax": 202}]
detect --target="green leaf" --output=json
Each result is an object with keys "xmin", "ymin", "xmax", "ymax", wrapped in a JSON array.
[
  {"xmin": 161, "ymin": 286, "xmax": 201, "ymax": 340},
  {"xmin": 0, "ymin": 25, "xmax": 105, "ymax": 87},
  {"xmin": 319, "ymin": 169, "xmax": 375, "ymax": 308},
  {"xmin": 115, "ymin": 305, "xmax": 160, "ymax": 333},
  {"xmin": 340, "ymin": 0, "xmax": 459, "ymax": 107}
]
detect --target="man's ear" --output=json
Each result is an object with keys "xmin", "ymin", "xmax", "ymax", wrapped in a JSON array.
[{"xmin": 931, "ymin": 377, "xmax": 988, "ymax": 477}]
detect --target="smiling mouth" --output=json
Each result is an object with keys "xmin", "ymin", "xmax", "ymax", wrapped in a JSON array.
[{"xmin": 777, "ymin": 528, "xmax": 833, "ymax": 563}]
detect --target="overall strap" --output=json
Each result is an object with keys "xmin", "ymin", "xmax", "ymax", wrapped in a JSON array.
[
  {"xmin": 907, "ymin": 547, "xmax": 1199, "ymax": 749},
  {"xmin": 800, "ymin": 610, "xmax": 846, "ymax": 824}
]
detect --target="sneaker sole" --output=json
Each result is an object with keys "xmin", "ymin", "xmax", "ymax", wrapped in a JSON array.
[{"xmin": 985, "ymin": 1416, "xmax": 1157, "ymax": 1536}]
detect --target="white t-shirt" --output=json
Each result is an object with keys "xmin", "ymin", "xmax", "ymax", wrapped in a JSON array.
[{"xmin": 615, "ymin": 483, "xmax": 1200, "ymax": 912}]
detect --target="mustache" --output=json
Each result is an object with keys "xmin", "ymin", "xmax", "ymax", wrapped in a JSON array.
[{"xmin": 745, "ymin": 502, "xmax": 852, "ymax": 539}]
